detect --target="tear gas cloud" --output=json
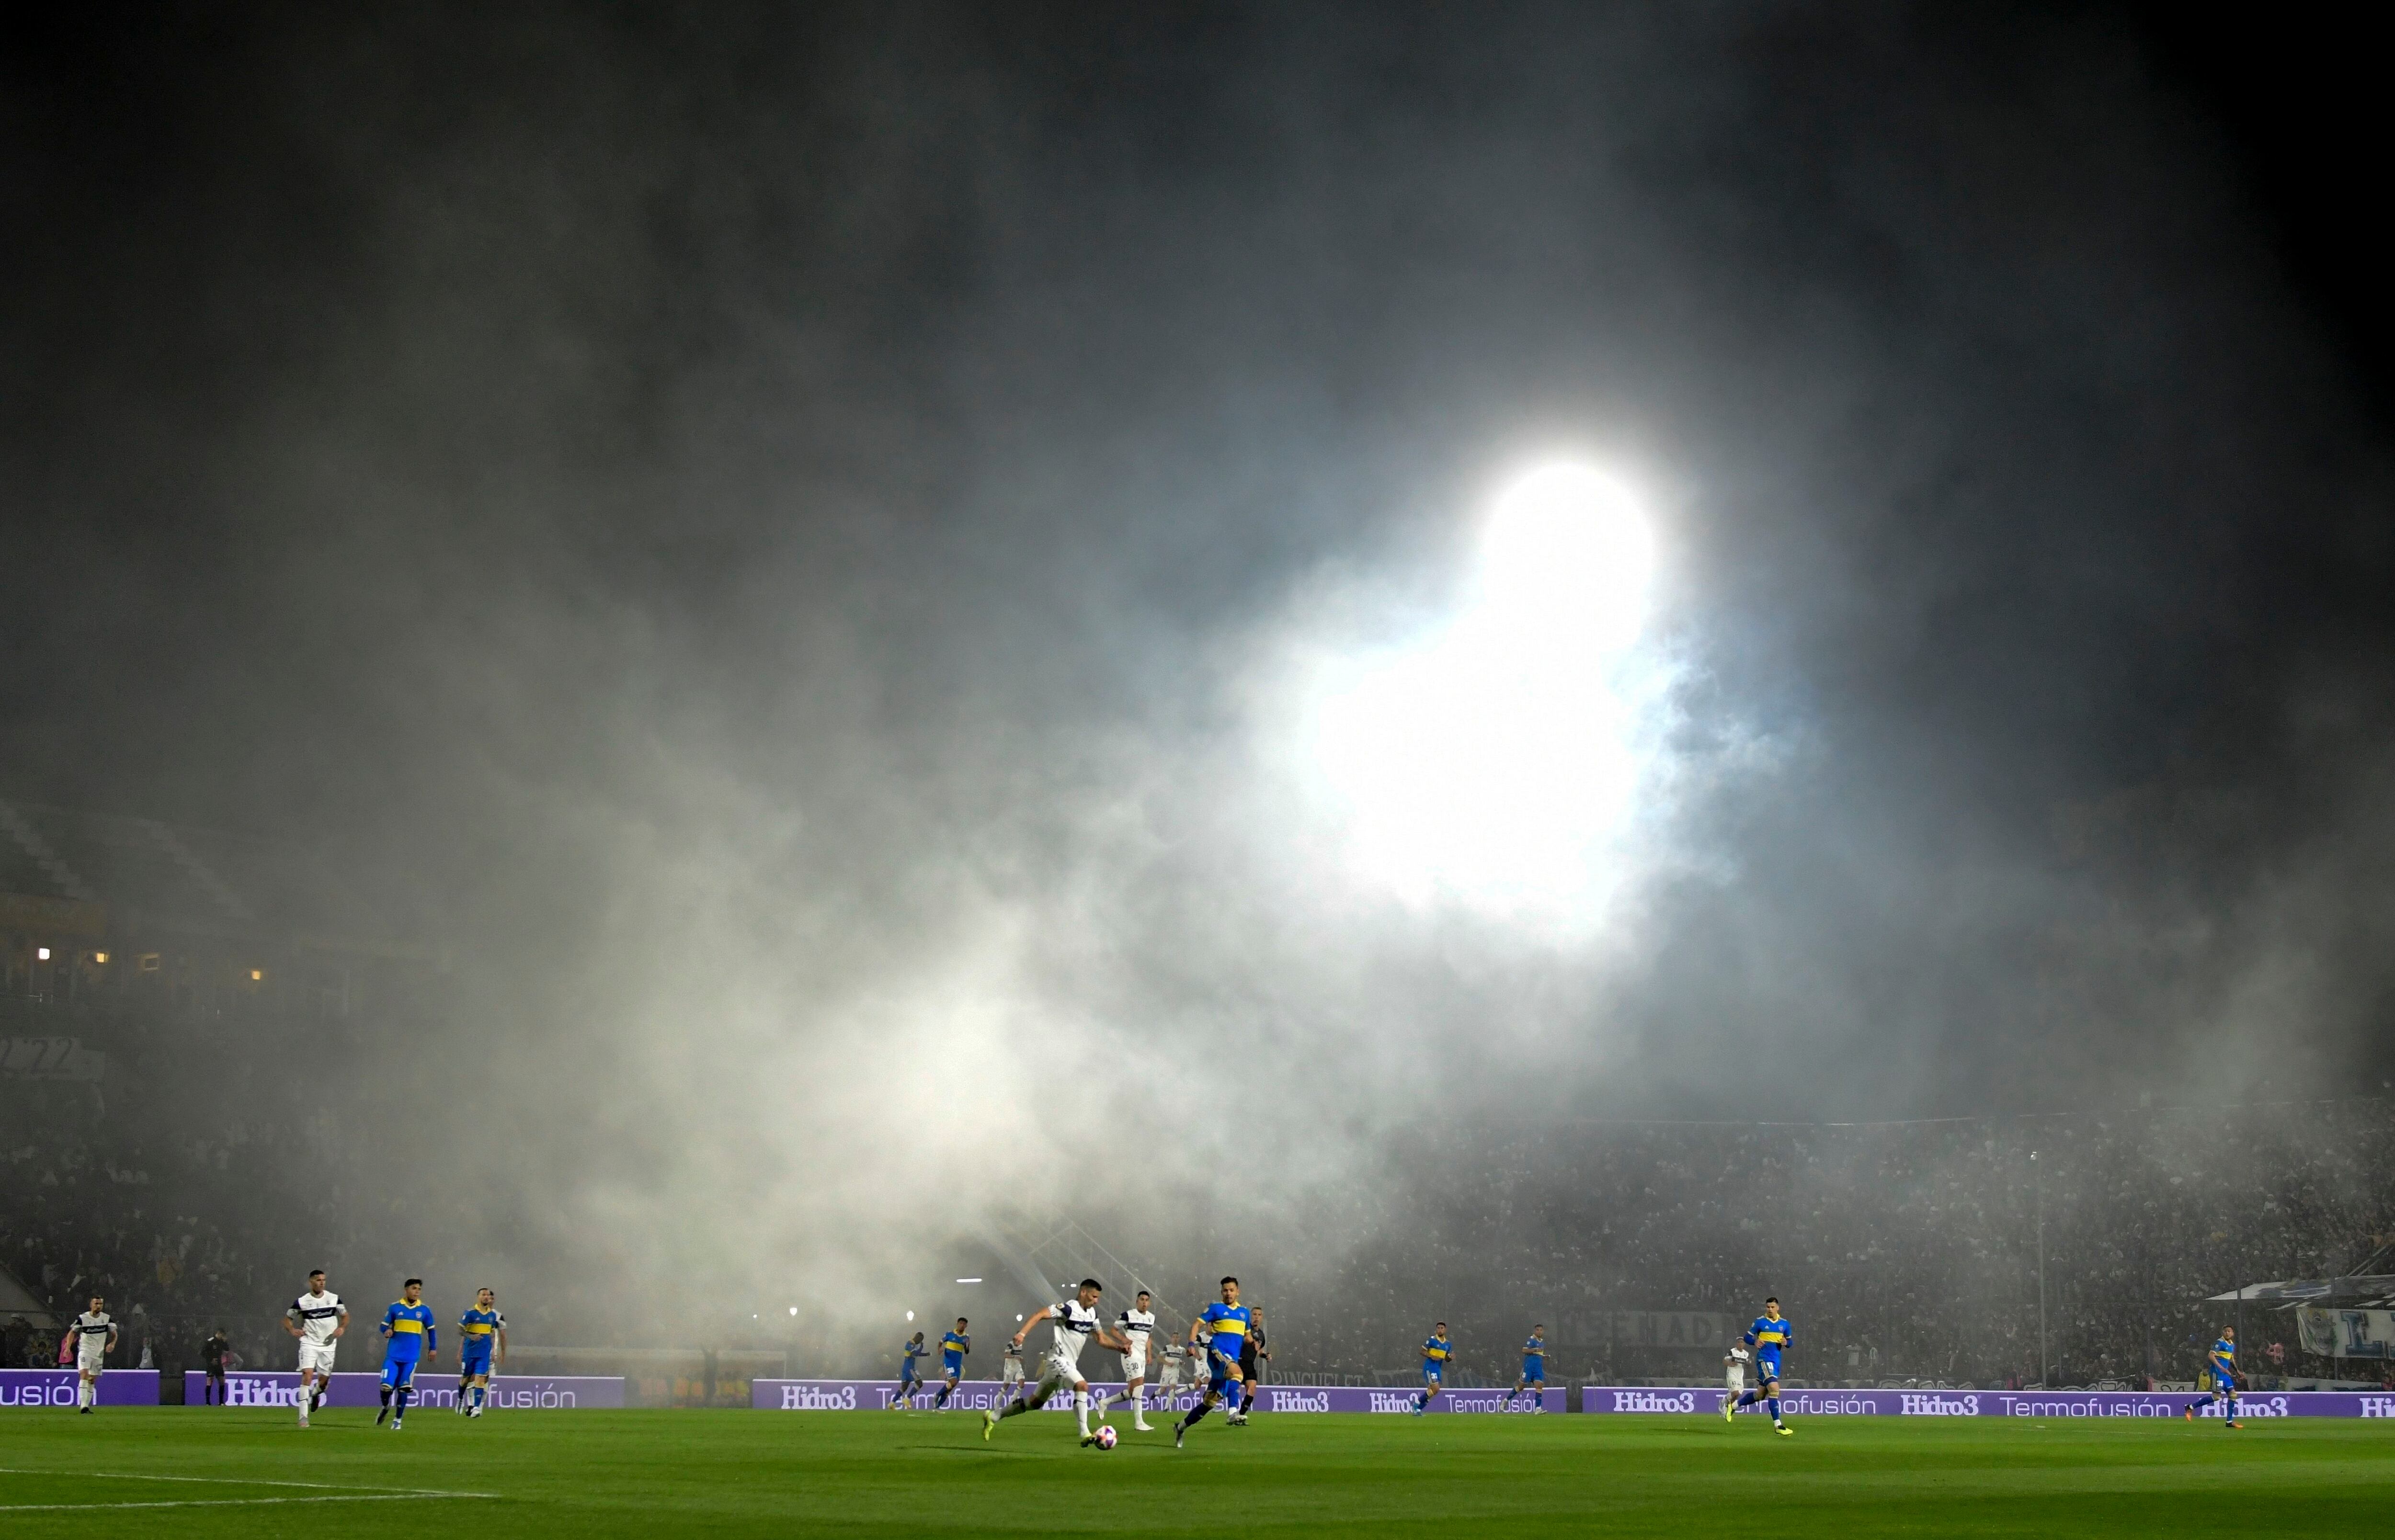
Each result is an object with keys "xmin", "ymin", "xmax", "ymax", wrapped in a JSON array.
[{"xmin": 4, "ymin": 5, "xmax": 2391, "ymax": 1363}]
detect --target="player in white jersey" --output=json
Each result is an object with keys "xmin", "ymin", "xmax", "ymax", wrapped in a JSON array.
[
  {"xmin": 284, "ymin": 1269, "xmax": 349, "ymax": 1427},
  {"xmin": 983, "ymin": 1279, "xmax": 1131, "ymax": 1447},
  {"xmin": 1157, "ymin": 1341, "xmax": 1187, "ymax": 1401},
  {"xmin": 69, "ymin": 1295, "xmax": 116, "ymax": 1412},
  {"xmin": 1722, "ymin": 1344, "xmax": 1750, "ymax": 1415},
  {"xmin": 1093, "ymin": 1289, "xmax": 1159, "ymax": 1431},
  {"xmin": 999, "ymin": 1338, "xmax": 1026, "ymax": 1394}
]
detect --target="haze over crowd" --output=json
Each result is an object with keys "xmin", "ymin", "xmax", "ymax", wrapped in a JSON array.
[{"xmin": 6, "ymin": 4, "xmax": 2391, "ymax": 1350}]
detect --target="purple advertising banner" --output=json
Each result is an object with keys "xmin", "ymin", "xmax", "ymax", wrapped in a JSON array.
[
  {"xmin": 0, "ymin": 1369, "xmax": 160, "ymax": 1408},
  {"xmin": 1580, "ymin": 1384, "xmax": 2395, "ymax": 1419},
  {"xmin": 183, "ymin": 1370, "xmax": 624, "ymax": 1410},
  {"xmin": 753, "ymin": 1379, "xmax": 1565, "ymax": 1414}
]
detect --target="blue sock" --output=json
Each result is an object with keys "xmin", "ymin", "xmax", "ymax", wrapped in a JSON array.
[
  {"xmin": 1736, "ymin": 1390, "xmax": 1756, "ymax": 1408},
  {"xmin": 2191, "ymin": 1393, "xmax": 2213, "ymax": 1411},
  {"xmin": 2224, "ymin": 1393, "xmax": 2237, "ymax": 1421},
  {"xmin": 1767, "ymin": 1397, "xmax": 1781, "ymax": 1423}
]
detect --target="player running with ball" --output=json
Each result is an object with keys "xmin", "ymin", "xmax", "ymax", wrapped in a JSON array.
[
  {"xmin": 1723, "ymin": 1296, "xmax": 1793, "ymax": 1435},
  {"xmin": 983, "ymin": 1279, "xmax": 1130, "ymax": 1447}
]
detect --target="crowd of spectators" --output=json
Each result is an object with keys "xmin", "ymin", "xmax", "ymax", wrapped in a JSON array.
[
  {"xmin": 1269, "ymin": 1101, "xmax": 2395, "ymax": 1390},
  {"xmin": 0, "ymin": 989, "xmax": 390, "ymax": 1377}
]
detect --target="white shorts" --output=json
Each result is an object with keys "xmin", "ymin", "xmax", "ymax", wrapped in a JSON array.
[
  {"xmin": 298, "ymin": 1340, "xmax": 339, "ymax": 1375},
  {"xmin": 1041, "ymin": 1352, "xmax": 1088, "ymax": 1391},
  {"xmin": 77, "ymin": 1343, "xmax": 107, "ymax": 1373},
  {"xmin": 1122, "ymin": 1349, "xmax": 1148, "ymax": 1381}
]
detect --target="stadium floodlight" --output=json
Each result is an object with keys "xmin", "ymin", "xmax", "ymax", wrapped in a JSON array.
[
  {"xmin": 34, "ymin": 947, "xmax": 49, "ymax": 960},
  {"xmin": 1479, "ymin": 462, "xmax": 1654, "ymax": 655},
  {"xmin": 788, "ymin": 1306, "xmax": 798, "ymax": 1316},
  {"xmin": 93, "ymin": 951, "xmax": 107, "ymax": 963},
  {"xmin": 1305, "ymin": 459, "xmax": 1658, "ymax": 924},
  {"xmin": 956, "ymin": 1278, "xmax": 981, "ymax": 1284},
  {"xmin": 905, "ymin": 1310, "xmax": 914, "ymax": 1321}
]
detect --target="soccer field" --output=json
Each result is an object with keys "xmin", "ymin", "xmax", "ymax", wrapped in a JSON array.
[{"xmin": 3, "ymin": 1408, "xmax": 2389, "ymax": 1536}]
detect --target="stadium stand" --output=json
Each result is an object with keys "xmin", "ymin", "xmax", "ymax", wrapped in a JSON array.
[
  {"xmin": 0, "ymin": 800, "xmax": 445, "ymax": 1382},
  {"xmin": 1269, "ymin": 1105, "xmax": 2395, "ymax": 1392}
]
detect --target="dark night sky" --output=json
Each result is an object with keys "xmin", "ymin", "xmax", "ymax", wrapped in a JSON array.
[{"xmin": 4, "ymin": 3, "xmax": 2391, "ymax": 1307}]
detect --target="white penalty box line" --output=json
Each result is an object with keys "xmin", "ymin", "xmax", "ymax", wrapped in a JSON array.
[{"xmin": 0, "ymin": 1467, "xmax": 500, "ymax": 1512}]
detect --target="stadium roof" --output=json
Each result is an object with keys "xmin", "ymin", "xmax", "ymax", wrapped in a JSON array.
[
  {"xmin": 0, "ymin": 1260, "xmax": 54, "ymax": 1325},
  {"xmin": 0, "ymin": 797, "xmax": 428, "ymax": 959},
  {"xmin": 2206, "ymin": 1274, "xmax": 2395, "ymax": 1308}
]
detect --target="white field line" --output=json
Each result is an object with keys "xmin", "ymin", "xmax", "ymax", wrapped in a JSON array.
[
  {"xmin": 0, "ymin": 1467, "xmax": 499, "ymax": 1510},
  {"xmin": 1, "ymin": 1493, "xmax": 488, "ymax": 1511}
]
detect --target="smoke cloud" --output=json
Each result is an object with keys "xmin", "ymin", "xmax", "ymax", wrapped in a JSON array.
[{"xmin": 5, "ymin": 4, "xmax": 2391, "ymax": 1358}]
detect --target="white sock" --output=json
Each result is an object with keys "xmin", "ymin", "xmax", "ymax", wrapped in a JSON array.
[
  {"xmin": 1074, "ymin": 1390, "xmax": 1090, "ymax": 1436},
  {"xmin": 1132, "ymin": 1385, "xmax": 1147, "ymax": 1416}
]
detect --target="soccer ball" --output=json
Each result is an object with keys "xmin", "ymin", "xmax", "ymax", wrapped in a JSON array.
[{"xmin": 1094, "ymin": 1425, "xmax": 1118, "ymax": 1450}]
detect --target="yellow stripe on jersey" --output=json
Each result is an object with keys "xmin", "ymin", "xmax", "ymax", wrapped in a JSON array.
[
  {"xmin": 1210, "ymin": 1320, "xmax": 1247, "ymax": 1340},
  {"xmin": 461, "ymin": 1323, "xmax": 494, "ymax": 1336},
  {"xmin": 389, "ymin": 1318, "xmax": 425, "ymax": 1335},
  {"xmin": 1754, "ymin": 1330, "xmax": 1786, "ymax": 1347}
]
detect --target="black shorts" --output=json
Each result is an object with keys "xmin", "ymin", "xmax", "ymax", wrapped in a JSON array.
[
  {"xmin": 203, "ymin": 1363, "xmax": 227, "ymax": 1378},
  {"xmin": 1239, "ymin": 1349, "xmax": 1261, "ymax": 1386}
]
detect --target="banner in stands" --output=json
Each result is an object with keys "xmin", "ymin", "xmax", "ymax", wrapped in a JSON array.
[
  {"xmin": 0, "ymin": 1036, "xmax": 106, "ymax": 1081},
  {"xmin": 183, "ymin": 1370, "xmax": 623, "ymax": 1410},
  {"xmin": 2297, "ymin": 1308, "xmax": 2395, "ymax": 1360},
  {"xmin": 1580, "ymin": 1385, "xmax": 2395, "ymax": 1418},
  {"xmin": 0, "ymin": 1369, "xmax": 159, "ymax": 1406},
  {"xmin": 753, "ymin": 1379, "xmax": 1565, "ymax": 1413}
]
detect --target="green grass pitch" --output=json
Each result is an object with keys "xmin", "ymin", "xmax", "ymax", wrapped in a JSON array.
[{"xmin": 3, "ymin": 1406, "xmax": 2390, "ymax": 1536}]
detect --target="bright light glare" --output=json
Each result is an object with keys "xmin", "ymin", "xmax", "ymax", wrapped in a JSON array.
[
  {"xmin": 1307, "ymin": 462, "xmax": 1657, "ymax": 923},
  {"xmin": 1480, "ymin": 464, "xmax": 1654, "ymax": 651}
]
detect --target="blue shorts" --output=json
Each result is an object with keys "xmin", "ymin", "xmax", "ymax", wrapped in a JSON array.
[
  {"xmin": 898, "ymin": 1364, "xmax": 923, "ymax": 1385},
  {"xmin": 2212, "ymin": 1373, "xmax": 2236, "ymax": 1394},
  {"xmin": 461, "ymin": 1350, "xmax": 493, "ymax": 1379},
  {"xmin": 1755, "ymin": 1359, "xmax": 1781, "ymax": 1384},
  {"xmin": 1522, "ymin": 1359, "xmax": 1545, "ymax": 1383},
  {"xmin": 942, "ymin": 1357, "xmax": 964, "ymax": 1378},
  {"xmin": 1422, "ymin": 1363, "xmax": 1445, "ymax": 1386},
  {"xmin": 381, "ymin": 1355, "xmax": 421, "ymax": 1389},
  {"xmin": 1207, "ymin": 1348, "xmax": 1241, "ymax": 1395}
]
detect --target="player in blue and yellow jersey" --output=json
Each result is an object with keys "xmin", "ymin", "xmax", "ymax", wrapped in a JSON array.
[
  {"xmin": 2185, "ymin": 1326, "xmax": 2242, "ymax": 1428},
  {"xmin": 1412, "ymin": 1323, "xmax": 1452, "ymax": 1415},
  {"xmin": 1724, "ymin": 1297, "xmax": 1793, "ymax": 1435},
  {"xmin": 1503, "ymin": 1325, "xmax": 1547, "ymax": 1411},
  {"xmin": 455, "ymin": 1288, "xmax": 506, "ymax": 1417},
  {"xmin": 931, "ymin": 1319, "xmax": 970, "ymax": 1409},
  {"xmin": 376, "ymin": 1278, "xmax": 438, "ymax": 1430},
  {"xmin": 1174, "ymin": 1276, "xmax": 1252, "ymax": 1447},
  {"xmin": 891, "ymin": 1332, "xmax": 931, "ymax": 1408}
]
